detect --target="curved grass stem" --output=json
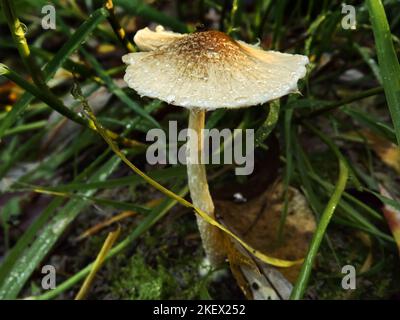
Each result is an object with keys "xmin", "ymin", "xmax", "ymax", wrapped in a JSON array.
[
  {"xmin": 83, "ymin": 104, "xmax": 303, "ymax": 268},
  {"xmin": 290, "ymin": 123, "xmax": 349, "ymax": 299}
]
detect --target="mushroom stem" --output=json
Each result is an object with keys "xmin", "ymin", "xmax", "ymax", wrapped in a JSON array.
[{"xmin": 187, "ymin": 109, "xmax": 225, "ymax": 267}]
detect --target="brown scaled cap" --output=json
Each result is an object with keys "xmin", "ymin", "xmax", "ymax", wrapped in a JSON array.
[{"xmin": 122, "ymin": 26, "xmax": 309, "ymax": 110}]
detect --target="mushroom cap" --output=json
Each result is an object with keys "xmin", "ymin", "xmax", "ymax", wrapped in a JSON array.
[{"xmin": 123, "ymin": 26, "xmax": 309, "ymax": 110}]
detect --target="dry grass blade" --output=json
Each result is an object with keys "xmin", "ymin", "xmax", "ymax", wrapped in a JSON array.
[
  {"xmin": 76, "ymin": 211, "xmax": 136, "ymax": 241},
  {"xmin": 75, "ymin": 226, "xmax": 121, "ymax": 300},
  {"xmin": 76, "ymin": 199, "xmax": 162, "ymax": 240}
]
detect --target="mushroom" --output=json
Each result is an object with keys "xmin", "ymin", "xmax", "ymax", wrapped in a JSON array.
[{"xmin": 122, "ymin": 26, "xmax": 309, "ymax": 267}]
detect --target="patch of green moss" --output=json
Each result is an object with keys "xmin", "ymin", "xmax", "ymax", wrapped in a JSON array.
[
  {"xmin": 110, "ymin": 255, "xmax": 175, "ymax": 299},
  {"xmin": 106, "ymin": 251, "xmax": 212, "ymax": 300},
  {"xmin": 100, "ymin": 213, "xmax": 213, "ymax": 300}
]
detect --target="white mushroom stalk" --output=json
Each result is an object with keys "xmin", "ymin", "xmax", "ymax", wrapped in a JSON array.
[
  {"xmin": 187, "ymin": 108, "xmax": 225, "ymax": 266},
  {"xmin": 122, "ymin": 25, "xmax": 309, "ymax": 267}
]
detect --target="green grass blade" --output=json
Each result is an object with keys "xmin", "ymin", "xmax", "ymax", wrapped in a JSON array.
[
  {"xmin": 293, "ymin": 135, "xmax": 324, "ymax": 216},
  {"xmin": 278, "ymin": 108, "xmax": 294, "ymax": 241},
  {"xmin": 291, "ymin": 154, "xmax": 348, "ymax": 299},
  {"xmin": 354, "ymin": 44, "xmax": 382, "ymax": 84},
  {"xmin": 290, "ymin": 124, "xmax": 350, "ymax": 299},
  {"xmin": 0, "ymin": 131, "xmax": 44, "ymax": 180},
  {"xmin": 366, "ymin": 0, "xmax": 400, "ymax": 145},
  {"xmin": 343, "ymin": 106, "xmax": 396, "ymax": 143},
  {"xmin": 254, "ymin": 100, "xmax": 280, "ymax": 147},
  {"xmin": 2, "ymin": 120, "xmax": 47, "ymax": 137},
  {"xmin": 0, "ymin": 198, "xmax": 64, "ymax": 289},
  {"xmin": 14, "ymin": 186, "xmax": 151, "ymax": 213},
  {"xmin": 0, "ymin": 64, "xmax": 87, "ymax": 127},
  {"xmin": 22, "ymin": 166, "xmax": 186, "ymax": 193}
]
